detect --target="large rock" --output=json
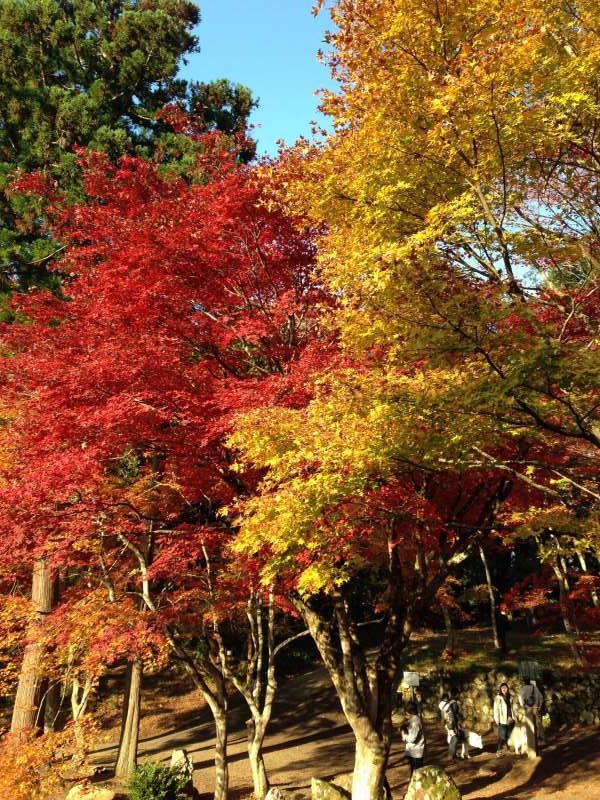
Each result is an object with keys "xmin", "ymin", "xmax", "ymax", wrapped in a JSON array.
[
  {"xmin": 171, "ymin": 748, "xmax": 194, "ymax": 779},
  {"xmin": 404, "ymin": 766, "xmax": 461, "ymax": 800},
  {"xmin": 65, "ymin": 785, "xmax": 116, "ymax": 800},
  {"xmin": 311, "ymin": 777, "xmax": 351, "ymax": 800},
  {"xmin": 170, "ymin": 748, "xmax": 198, "ymax": 798},
  {"xmin": 266, "ymin": 788, "xmax": 292, "ymax": 800}
]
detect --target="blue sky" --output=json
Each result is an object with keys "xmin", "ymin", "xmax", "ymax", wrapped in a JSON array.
[{"xmin": 181, "ymin": 1, "xmax": 337, "ymax": 155}]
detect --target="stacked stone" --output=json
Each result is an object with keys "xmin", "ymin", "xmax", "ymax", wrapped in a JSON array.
[{"xmin": 413, "ymin": 669, "xmax": 600, "ymax": 731}]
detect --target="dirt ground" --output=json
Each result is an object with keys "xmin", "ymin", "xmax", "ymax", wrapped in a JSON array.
[{"xmin": 93, "ymin": 666, "xmax": 600, "ymax": 800}]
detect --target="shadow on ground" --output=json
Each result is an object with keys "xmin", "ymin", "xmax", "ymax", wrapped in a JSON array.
[{"xmin": 92, "ymin": 665, "xmax": 600, "ymax": 800}]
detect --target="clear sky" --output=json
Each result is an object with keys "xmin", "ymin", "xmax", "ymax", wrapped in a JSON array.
[{"xmin": 181, "ymin": 1, "xmax": 337, "ymax": 155}]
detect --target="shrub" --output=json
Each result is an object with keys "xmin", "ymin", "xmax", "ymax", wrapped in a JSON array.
[{"xmin": 129, "ymin": 762, "xmax": 189, "ymax": 800}]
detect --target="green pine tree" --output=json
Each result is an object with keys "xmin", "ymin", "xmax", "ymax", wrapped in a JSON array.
[{"xmin": 0, "ymin": 0, "xmax": 255, "ymax": 292}]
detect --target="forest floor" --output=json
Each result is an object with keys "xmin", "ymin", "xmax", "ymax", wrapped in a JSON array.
[{"xmin": 92, "ymin": 626, "xmax": 600, "ymax": 800}]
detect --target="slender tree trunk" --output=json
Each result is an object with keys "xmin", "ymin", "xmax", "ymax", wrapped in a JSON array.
[
  {"xmin": 479, "ymin": 545, "xmax": 500, "ymax": 650},
  {"xmin": 10, "ymin": 559, "xmax": 56, "ymax": 740},
  {"xmin": 170, "ymin": 653, "xmax": 230, "ymax": 800},
  {"xmin": 553, "ymin": 561, "xmax": 573, "ymax": 634},
  {"xmin": 119, "ymin": 528, "xmax": 232, "ymax": 799},
  {"xmin": 228, "ymin": 586, "xmax": 309, "ymax": 799},
  {"xmin": 244, "ymin": 590, "xmax": 275, "ymax": 799},
  {"xmin": 548, "ymin": 535, "xmax": 574, "ymax": 634},
  {"xmin": 71, "ymin": 675, "xmax": 93, "ymax": 749},
  {"xmin": 113, "ymin": 527, "xmax": 154, "ymax": 781},
  {"xmin": 214, "ymin": 708, "xmax": 229, "ymax": 800},
  {"xmin": 115, "ymin": 658, "xmax": 143, "ymax": 780},
  {"xmin": 247, "ymin": 718, "xmax": 269, "ymax": 800},
  {"xmin": 44, "ymin": 681, "xmax": 62, "ymax": 732},
  {"xmin": 577, "ymin": 551, "xmax": 599, "ymax": 607},
  {"xmin": 441, "ymin": 605, "xmax": 455, "ymax": 653}
]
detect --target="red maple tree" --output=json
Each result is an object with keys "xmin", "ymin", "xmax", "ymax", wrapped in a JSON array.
[{"xmin": 0, "ymin": 141, "xmax": 320, "ymax": 794}]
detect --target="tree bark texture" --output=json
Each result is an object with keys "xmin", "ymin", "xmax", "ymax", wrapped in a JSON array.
[
  {"xmin": 115, "ymin": 658, "xmax": 143, "ymax": 780},
  {"xmin": 10, "ymin": 559, "xmax": 57, "ymax": 740}
]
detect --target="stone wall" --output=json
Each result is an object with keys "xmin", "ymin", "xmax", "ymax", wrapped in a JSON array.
[{"xmin": 403, "ymin": 669, "xmax": 600, "ymax": 731}]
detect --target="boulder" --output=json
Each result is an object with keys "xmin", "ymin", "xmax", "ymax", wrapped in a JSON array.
[
  {"xmin": 66, "ymin": 785, "xmax": 116, "ymax": 800},
  {"xmin": 171, "ymin": 748, "xmax": 194, "ymax": 780},
  {"xmin": 311, "ymin": 777, "xmax": 351, "ymax": 800},
  {"xmin": 266, "ymin": 788, "xmax": 293, "ymax": 800},
  {"xmin": 403, "ymin": 766, "xmax": 461, "ymax": 800},
  {"xmin": 170, "ymin": 748, "xmax": 198, "ymax": 798}
]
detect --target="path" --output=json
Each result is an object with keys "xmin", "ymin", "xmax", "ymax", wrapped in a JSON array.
[{"xmin": 93, "ymin": 667, "xmax": 600, "ymax": 799}]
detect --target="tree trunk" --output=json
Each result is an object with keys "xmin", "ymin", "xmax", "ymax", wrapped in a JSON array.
[
  {"xmin": 548, "ymin": 535, "xmax": 574, "ymax": 634},
  {"xmin": 71, "ymin": 675, "xmax": 93, "ymax": 749},
  {"xmin": 554, "ymin": 561, "xmax": 573, "ymax": 634},
  {"xmin": 479, "ymin": 545, "xmax": 501, "ymax": 650},
  {"xmin": 351, "ymin": 730, "xmax": 388, "ymax": 800},
  {"xmin": 441, "ymin": 605, "xmax": 455, "ymax": 653},
  {"xmin": 10, "ymin": 559, "xmax": 56, "ymax": 740},
  {"xmin": 169, "ymin": 648, "xmax": 230, "ymax": 800},
  {"xmin": 577, "ymin": 551, "xmax": 599, "ymax": 607},
  {"xmin": 114, "ymin": 659, "xmax": 143, "ymax": 780},
  {"xmin": 297, "ymin": 596, "xmax": 395, "ymax": 800},
  {"xmin": 247, "ymin": 719, "xmax": 269, "ymax": 800},
  {"xmin": 214, "ymin": 709, "xmax": 229, "ymax": 800},
  {"xmin": 44, "ymin": 681, "xmax": 62, "ymax": 732}
]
